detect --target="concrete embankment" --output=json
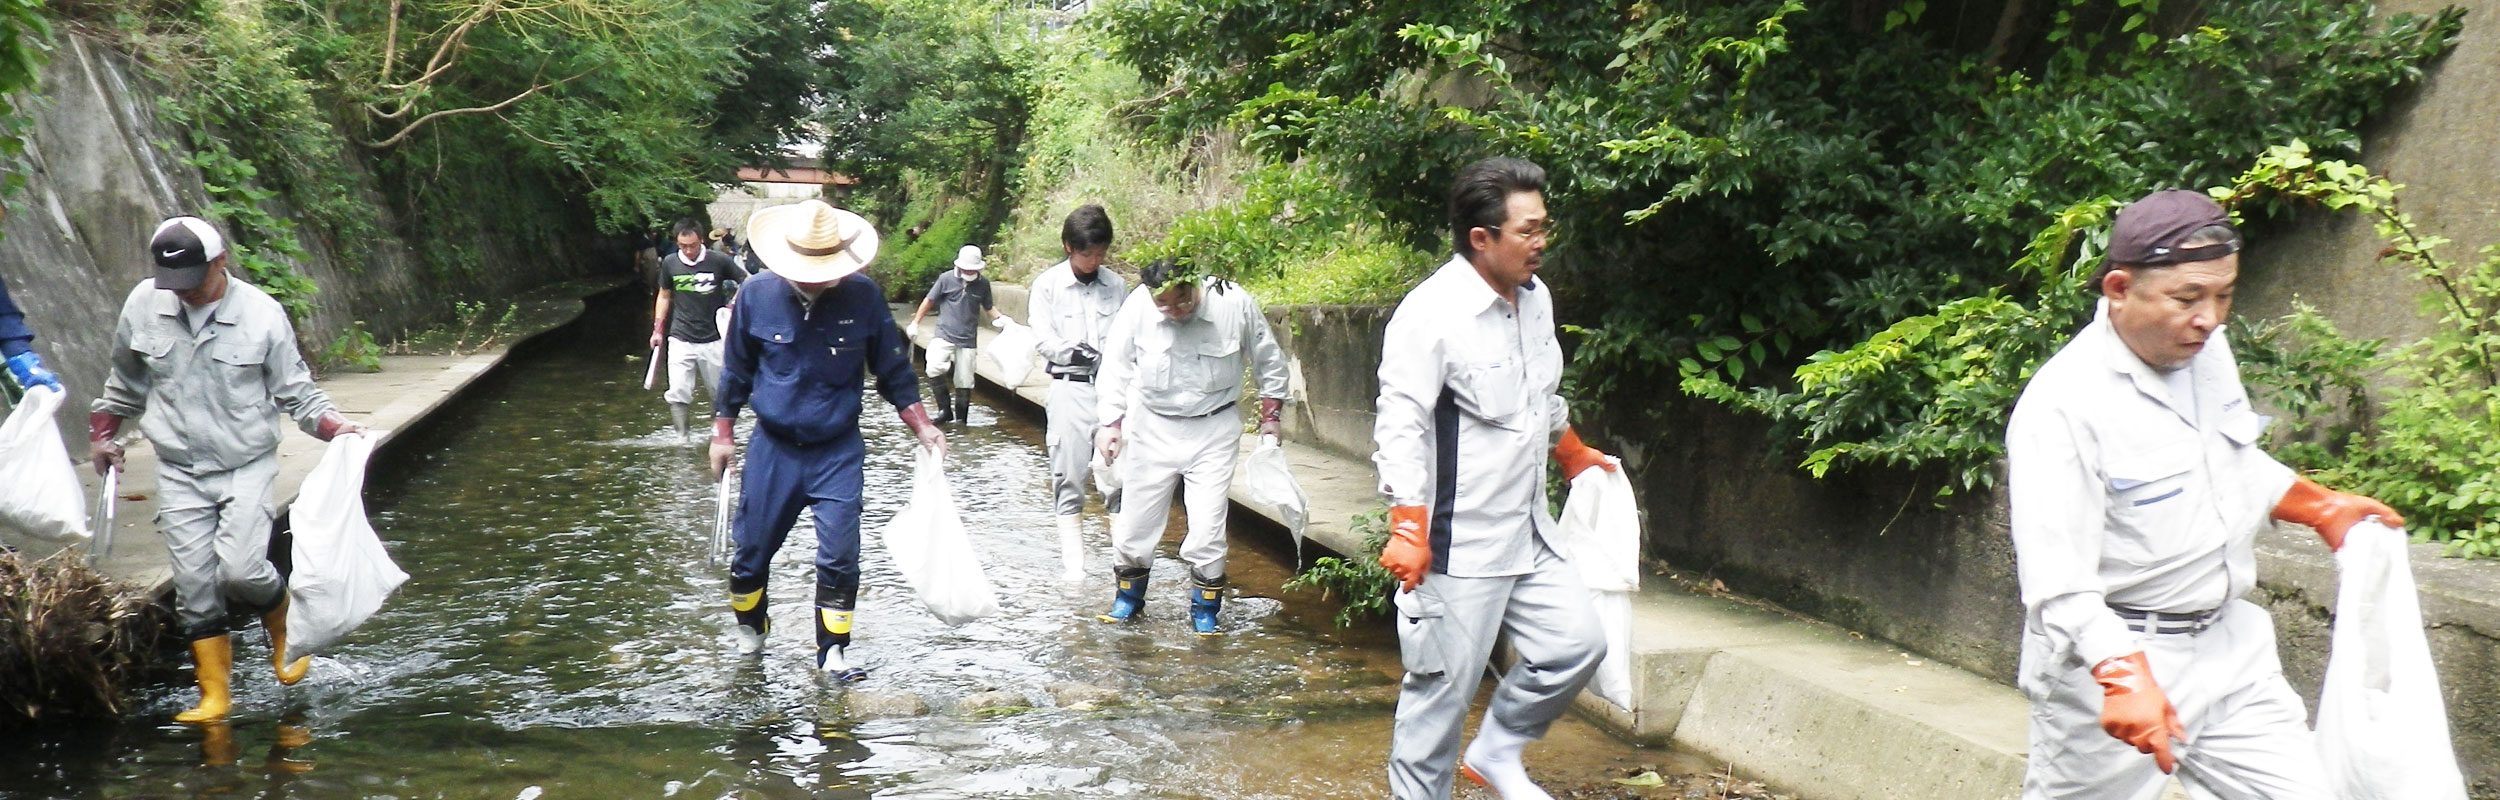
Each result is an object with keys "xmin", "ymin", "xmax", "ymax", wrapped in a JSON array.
[
  {"xmin": 3, "ymin": 280, "xmax": 625, "ymax": 602},
  {"xmin": 926, "ymin": 282, "xmax": 2498, "ymax": 799}
]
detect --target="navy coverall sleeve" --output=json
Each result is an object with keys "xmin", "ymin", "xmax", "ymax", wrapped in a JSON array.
[
  {"xmin": 716, "ymin": 288, "xmax": 755, "ymax": 419},
  {"xmin": 867, "ymin": 293, "xmax": 921, "ymax": 410},
  {"xmin": 0, "ymin": 275, "xmax": 32, "ymax": 357}
]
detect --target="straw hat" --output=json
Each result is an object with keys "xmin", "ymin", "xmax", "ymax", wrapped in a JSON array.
[
  {"xmin": 954, "ymin": 245, "xmax": 986, "ymax": 272},
  {"xmin": 746, "ymin": 200, "xmax": 879, "ymax": 283}
]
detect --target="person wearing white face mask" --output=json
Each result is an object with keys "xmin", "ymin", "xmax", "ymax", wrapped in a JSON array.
[
  {"xmin": 2008, "ymin": 189, "xmax": 2404, "ymax": 799},
  {"xmin": 909, "ymin": 244, "xmax": 1005, "ymax": 424}
]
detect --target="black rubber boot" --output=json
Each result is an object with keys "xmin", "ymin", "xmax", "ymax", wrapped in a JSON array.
[
  {"xmin": 730, "ymin": 575, "xmax": 769, "ymax": 655},
  {"xmin": 816, "ymin": 581, "xmax": 867, "ymax": 682},
  {"xmin": 931, "ymin": 384, "xmax": 955, "ymax": 424},
  {"xmin": 952, "ymin": 391, "xmax": 971, "ymax": 425}
]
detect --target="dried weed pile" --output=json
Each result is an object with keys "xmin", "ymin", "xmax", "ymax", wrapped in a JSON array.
[{"xmin": 0, "ymin": 549, "xmax": 163, "ymax": 725}]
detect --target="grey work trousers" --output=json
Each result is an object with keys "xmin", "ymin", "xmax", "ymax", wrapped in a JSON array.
[
  {"xmin": 1389, "ymin": 543, "xmax": 1606, "ymax": 799},
  {"xmin": 1109, "ymin": 405, "xmax": 1240, "ymax": 581},
  {"xmin": 2020, "ymin": 599, "xmax": 2329, "ymax": 800},
  {"xmin": 1044, "ymin": 377, "xmax": 1104, "ymax": 515},
  {"xmin": 159, "ymin": 453, "xmax": 286, "ymax": 639}
]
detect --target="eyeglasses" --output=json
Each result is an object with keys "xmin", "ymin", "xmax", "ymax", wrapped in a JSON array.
[{"xmin": 1482, "ymin": 221, "xmax": 1557, "ymax": 244}]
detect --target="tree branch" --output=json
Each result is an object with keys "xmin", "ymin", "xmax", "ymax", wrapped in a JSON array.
[{"xmin": 363, "ymin": 67, "xmax": 593, "ymax": 150}]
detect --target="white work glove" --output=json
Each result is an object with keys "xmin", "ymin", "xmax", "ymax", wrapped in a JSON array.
[{"xmin": 990, "ymin": 316, "xmax": 1010, "ymax": 330}]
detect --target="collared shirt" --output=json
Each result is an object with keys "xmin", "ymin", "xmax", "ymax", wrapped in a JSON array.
[
  {"xmin": 1096, "ymin": 280, "xmax": 1289, "ymax": 423},
  {"xmin": 1026, "ymin": 259, "xmax": 1127, "ymax": 377},
  {"xmin": 94, "ymin": 278, "xmax": 338, "ymax": 471},
  {"xmin": 923, "ymin": 270, "xmax": 993, "ymax": 348},
  {"xmin": 716, "ymin": 270, "xmax": 918, "ymax": 446},
  {"xmin": 2006, "ymin": 301, "xmax": 2295, "ymax": 668},
  {"xmin": 1373, "ymin": 256, "xmax": 1569, "ymax": 578}
]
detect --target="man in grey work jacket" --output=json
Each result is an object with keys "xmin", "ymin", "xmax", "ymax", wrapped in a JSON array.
[
  {"xmin": 1025, "ymin": 204, "xmax": 1125, "ymax": 583},
  {"xmin": 710, "ymin": 199, "xmax": 946, "ymax": 681},
  {"xmin": 2008, "ymin": 189, "xmax": 2403, "ymax": 798},
  {"xmin": 92, "ymin": 216, "xmax": 364, "ymax": 723},
  {"xmin": 1091, "ymin": 258, "xmax": 1288, "ymax": 634},
  {"xmin": 1374, "ymin": 157, "xmax": 1614, "ymax": 800}
]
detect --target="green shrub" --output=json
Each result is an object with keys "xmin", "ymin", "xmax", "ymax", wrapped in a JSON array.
[
  {"xmin": 1280, "ymin": 509, "xmax": 1395, "ymax": 628},
  {"xmin": 1128, "ymin": 163, "xmax": 1436, "ymax": 306},
  {"xmin": 878, "ymin": 202, "xmax": 984, "ymax": 302}
]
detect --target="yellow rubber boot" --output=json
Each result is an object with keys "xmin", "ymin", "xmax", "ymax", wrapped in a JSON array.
[
  {"xmin": 264, "ymin": 595, "xmax": 311, "ymax": 685},
  {"xmin": 173, "ymin": 635, "xmax": 233, "ymax": 723}
]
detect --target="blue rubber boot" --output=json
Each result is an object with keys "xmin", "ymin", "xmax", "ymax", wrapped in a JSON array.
[
  {"xmin": 1188, "ymin": 577, "xmax": 1224, "ymax": 636},
  {"xmin": 1099, "ymin": 567, "xmax": 1148, "ymax": 623}
]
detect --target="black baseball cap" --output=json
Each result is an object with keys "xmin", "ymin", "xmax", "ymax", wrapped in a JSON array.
[
  {"xmin": 150, "ymin": 216, "xmax": 227, "ymax": 291},
  {"xmin": 2109, "ymin": 190, "xmax": 2240, "ymax": 266}
]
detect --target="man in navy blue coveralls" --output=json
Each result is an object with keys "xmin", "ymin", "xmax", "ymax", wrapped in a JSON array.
[
  {"xmin": 2, "ymin": 272, "xmax": 65, "ymax": 394},
  {"xmin": 708, "ymin": 200, "xmax": 945, "ymax": 680}
]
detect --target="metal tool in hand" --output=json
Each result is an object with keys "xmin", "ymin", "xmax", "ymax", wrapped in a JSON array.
[
  {"xmin": 710, "ymin": 466, "xmax": 734, "ymax": 568},
  {"xmin": 642, "ymin": 344, "xmax": 662, "ymax": 390},
  {"xmin": 89, "ymin": 467, "xmax": 119, "ymax": 567}
]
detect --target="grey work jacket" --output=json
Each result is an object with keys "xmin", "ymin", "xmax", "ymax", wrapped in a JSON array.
[{"xmin": 95, "ymin": 278, "xmax": 338, "ymax": 471}]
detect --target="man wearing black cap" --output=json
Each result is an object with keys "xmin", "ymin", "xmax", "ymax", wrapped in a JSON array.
[
  {"xmin": 2007, "ymin": 189, "xmax": 2402, "ymax": 798},
  {"xmin": 91, "ymin": 216, "xmax": 365, "ymax": 723}
]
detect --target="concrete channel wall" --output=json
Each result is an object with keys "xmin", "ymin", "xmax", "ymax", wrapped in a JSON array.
[
  {"xmin": 1252, "ymin": 300, "xmax": 2500, "ymax": 794},
  {"xmin": 0, "ymin": 34, "xmax": 624, "ymax": 449}
]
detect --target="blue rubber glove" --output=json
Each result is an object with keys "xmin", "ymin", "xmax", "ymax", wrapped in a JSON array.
[{"xmin": 5, "ymin": 351, "xmax": 59, "ymax": 392}]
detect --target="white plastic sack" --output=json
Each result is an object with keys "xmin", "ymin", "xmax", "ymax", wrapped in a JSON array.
[
  {"xmin": 286, "ymin": 433, "xmax": 408, "ymax": 655},
  {"xmin": 2314, "ymin": 520, "xmax": 2467, "ymax": 800},
  {"xmin": 983, "ymin": 320, "xmax": 1042, "ymax": 388},
  {"xmin": 0, "ymin": 386, "xmax": 90, "ymax": 544},
  {"xmin": 878, "ymin": 450, "xmax": 1001, "ymax": 624},
  {"xmin": 1555, "ymin": 457, "xmax": 1641, "ymax": 710},
  {"xmin": 1235, "ymin": 435, "xmax": 1310, "ymax": 552}
]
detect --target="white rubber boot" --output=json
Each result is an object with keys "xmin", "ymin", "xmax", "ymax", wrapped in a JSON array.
[
  {"xmin": 1056, "ymin": 515, "xmax": 1086, "ymax": 583},
  {"xmin": 1460, "ymin": 721, "xmax": 1555, "ymax": 800}
]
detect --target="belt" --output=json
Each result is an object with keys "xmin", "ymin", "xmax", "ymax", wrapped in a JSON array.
[
  {"xmin": 1177, "ymin": 401, "xmax": 1238, "ymax": 419},
  {"xmin": 2110, "ymin": 605, "xmax": 2224, "ymax": 636},
  {"xmin": 1049, "ymin": 371, "xmax": 1095, "ymax": 383}
]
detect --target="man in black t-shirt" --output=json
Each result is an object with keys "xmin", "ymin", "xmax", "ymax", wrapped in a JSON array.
[{"xmin": 650, "ymin": 218, "xmax": 750, "ymax": 440}]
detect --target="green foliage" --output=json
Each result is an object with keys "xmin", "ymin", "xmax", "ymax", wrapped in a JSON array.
[
  {"xmin": 819, "ymin": 0, "xmax": 1043, "ymax": 202},
  {"xmin": 1097, "ymin": 0, "xmax": 2462, "ymax": 483},
  {"xmin": 1280, "ymin": 509, "xmax": 1395, "ymax": 629},
  {"xmin": 1127, "ymin": 164, "xmax": 1436, "ymax": 306},
  {"xmin": 320, "ymin": 321, "xmax": 383, "ymax": 373},
  {"xmin": 2212, "ymin": 149, "xmax": 2500, "ymax": 554},
  {"xmin": 879, "ymin": 201, "xmax": 983, "ymax": 301},
  {"xmin": 0, "ymin": 0, "xmax": 47, "ymax": 205}
]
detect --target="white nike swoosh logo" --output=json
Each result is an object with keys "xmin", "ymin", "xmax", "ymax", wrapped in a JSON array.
[{"xmin": 160, "ymin": 249, "xmax": 184, "ymax": 258}]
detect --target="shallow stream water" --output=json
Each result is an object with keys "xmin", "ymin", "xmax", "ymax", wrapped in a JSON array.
[{"xmin": 0, "ymin": 307, "xmax": 1722, "ymax": 799}]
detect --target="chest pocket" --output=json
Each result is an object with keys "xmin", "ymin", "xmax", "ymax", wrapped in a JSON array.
[
  {"xmin": 826, "ymin": 330, "xmax": 867, "ymax": 385},
  {"xmin": 209, "ymin": 342, "xmax": 267, "ymax": 408},
  {"xmin": 135, "ymin": 334, "xmax": 177, "ymax": 363},
  {"xmin": 754, "ymin": 324, "xmax": 804, "ymax": 379},
  {"xmin": 1452, "ymin": 359, "xmax": 1529, "ymax": 429},
  {"xmin": 2102, "ymin": 442, "xmax": 2201, "ymax": 564},
  {"xmin": 1181, "ymin": 336, "xmax": 1242, "ymax": 391}
]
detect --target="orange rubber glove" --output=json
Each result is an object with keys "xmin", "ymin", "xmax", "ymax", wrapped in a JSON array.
[
  {"xmin": 1379, "ymin": 505, "xmax": 1432, "ymax": 592},
  {"xmin": 2094, "ymin": 651, "xmax": 2185, "ymax": 774},
  {"xmin": 1553, "ymin": 427, "xmax": 1616, "ymax": 480},
  {"xmin": 2272, "ymin": 476, "xmax": 2404, "ymax": 551}
]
